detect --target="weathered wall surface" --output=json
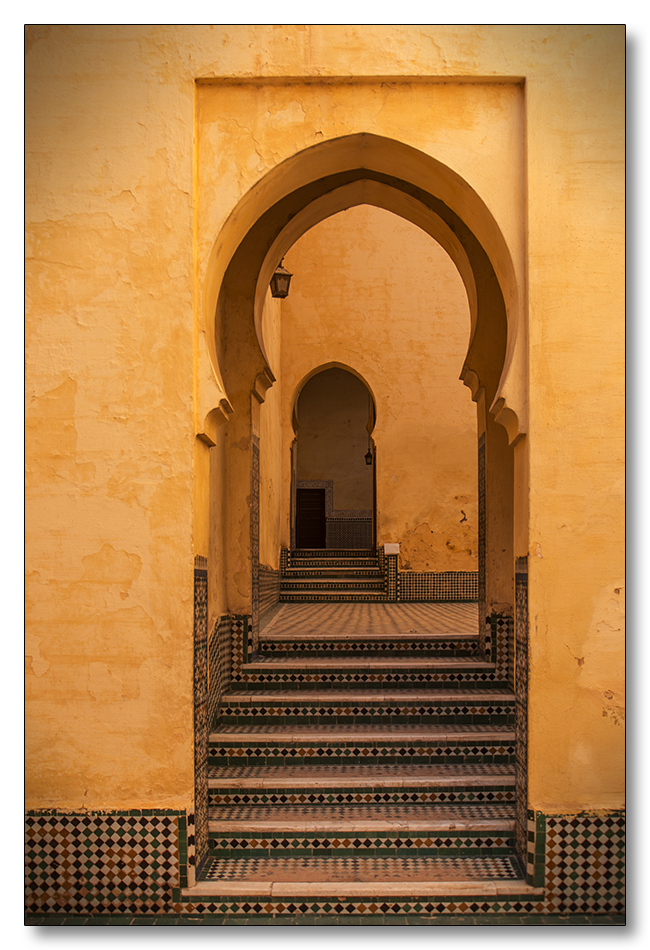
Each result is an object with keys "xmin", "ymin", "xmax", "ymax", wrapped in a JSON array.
[
  {"xmin": 25, "ymin": 25, "xmax": 197, "ymax": 810},
  {"xmin": 259, "ymin": 294, "xmax": 283, "ymax": 569},
  {"xmin": 281, "ymin": 206, "xmax": 477, "ymax": 570},
  {"xmin": 26, "ymin": 25, "xmax": 624, "ymax": 818}
]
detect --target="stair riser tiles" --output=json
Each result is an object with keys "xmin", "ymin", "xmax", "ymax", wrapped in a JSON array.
[
  {"xmin": 171, "ymin": 897, "xmax": 551, "ymax": 918},
  {"xmin": 259, "ymin": 642, "xmax": 480, "ymax": 656},
  {"xmin": 209, "ymin": 790, "xmax": 517, "ymax": 807},
  {"xmin": 230, "ymin": 670, "xmax": 509, "ymax": 689},
  {"xmin": 217, "ymin": 706, "xmax": 516, "ymax": 727},
  {"xmin": 207, "ymin": 834, "xmax": 516, "ymax": 858},
  {"xmin": 207, "ymin": 744, "xmax": 516, "ymax": 769}
]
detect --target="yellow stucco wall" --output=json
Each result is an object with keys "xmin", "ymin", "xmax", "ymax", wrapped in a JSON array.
[{"xmin": 26, "ymin": 25, "xmax": 624, "ymax": 815}]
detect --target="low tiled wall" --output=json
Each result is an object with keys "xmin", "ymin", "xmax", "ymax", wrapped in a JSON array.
[
  {"xmin": 398, "ymin": 571, "xmax": 478, "ymax": 602},
  {"xmin": 527, "ymin": 811, "xmax": 625, "ymax": 914},
  {"xmin": 326, "ymin": 518, "xmax": 372, "ymax": 549},
  {"xmin": 259, "ymin": 565, "xmax": 281, "ymax": 617},
  {"xmin": 25, "ymin": 810, "xmax": 189, "ymax": 914}
]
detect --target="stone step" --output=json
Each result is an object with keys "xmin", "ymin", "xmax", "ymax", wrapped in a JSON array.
[
  {"xmin": 208, "ymin": 723, "xmax": 516, "ymax": 768},
  {"xmin": 208, "ymin": 801, "xmax": 515, "ymax": 825},
  {"xmin": 218, "ymin": 689, "xmax": 515, "ymax": 725},
  {"xmin": 207, "ymin": 802, "xmax": 516, "ymax": 856},
  {"xmin": 232, "ymin": 654, "xmax": 504, "ymax": 690},
  {"xmin": 281, "ymin": 578, "xmax": 385, "ymax": 590},
  {"xmin": 282, "ymin": 567, "xmax": 383, "ymax": 576},
  {"xmin": 182, "ymin": 855, "xmax": 541, "ymax": 902},
  {"xmin": 280, "ymin": 591, "xmax": 389, "ymax": 603},
  {"xmin": 208, "ymin": 762, "xmax": 516, "ymax": 806},
  {"xmin": 259, "ymin": 634, "xmax": 480, "ymax": 657}
]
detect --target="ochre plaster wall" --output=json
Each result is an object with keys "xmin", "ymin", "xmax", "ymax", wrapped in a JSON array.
[
  {"xmin": 26, "ymin": 25, "xmax": 624, "ymax": 819},
  {"xmin": 259, "ymin": 294, "xmax": 283, "ymax": 570},
  {"xmin": 281, "ymin": 206, "xmax": 477, "ymax": 570}
]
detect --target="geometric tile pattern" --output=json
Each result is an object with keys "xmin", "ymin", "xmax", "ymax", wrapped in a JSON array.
[
  {"xmin": 229, "ymin": 664, "xmax": 509, "ymax": 689},
  {"xmin": 515, "ymin": 557, "xmax": 529, "ymax": 866},
  {"xmin": 25, "ymin": 812, "xmax": 182, "ymax": 914},
  {"xmin": 200, "ymin": 854, "xmax": 522, "ymax": 881},
  {"xmin": 398, "ymin": 571, "xmax": 478, "ymax": 602},
  {"xmin": 207, "ymin": 736, "xmax": 517, "ymax": 768},
  {"xmin": 251, "ymin": 437, "xmax": 260, "ymax": 652},
  {"xmin": 216, "ymin": 696, "xmax": 516, "ymax": 726},
  {"xmin": 527, "ymin": 812, "xmax": 626, "ymax": 914},
  {"xmin": 326, "ymin": 518, "xmax": 373, "ymax": 549},
  {"xmin": 208, "ymin": 616, "xmax": 232, "ymax": 731},
  {"xmin": 261, "ymin": 602, "xmax": 479, "ymax": 639},
  {"xmin": 485, "ymin": 614, "xmax": 511, "ymax": 682},
  {"xmin": 478, "ymin": 434, "xmax": 486, "ymax": 636},
  {"xmin": 259, "ymin": 565, "xmax": 281, "ymax": 618},
  {"xmin": 193, "ymin": 559, "xmax": 209, "ymax": 878},
  {"xmin": 207, "ymin": 831, "xmax": 516, "ymax": 857}
]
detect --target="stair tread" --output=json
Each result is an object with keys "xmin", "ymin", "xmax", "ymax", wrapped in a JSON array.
[
  {"xmin": 246, "ymin": 656, "xmax": 492, "ymax": 669},
  {"xmin": 261, "ymin": 633, "xmax": 477, "ymax": 643},
  {"xmin": 209, "ymin": 762, "xmax": 514, "ymax": 783},
  {"xmin": 210, "ymin": 723, "xmax": 514, "ymax": 741},
  {"xmin": 209, "ymin": 802, "xmax": 515, "ymax": 831},
  {"xmin": 221, "ymin": 689, "xmax": 514, "ymax": 704},
  {"xmin": 188, "ymin": 856, "xmax": 539, "ymax": 896}
]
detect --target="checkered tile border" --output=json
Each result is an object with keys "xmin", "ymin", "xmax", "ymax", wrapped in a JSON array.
[
  {"xmin": 193, "ymin": 561, "xmax": 209, "ymax": 876},
  {"xmin": 207, "ymin": 831, "xmax": 516, "ymax": 855},
  {"xmin": 251, "ymin": 437, "xmax": 260, "ymax": 651},
  {"xmin": 398, "ymin": 572, "xmax": 478, "ymax": 602},
  {"xmin": 515, "ymin": 558, "xmax": 529, "ymax": 863},
  {"xmin": 386, "ymin": 554, "xmax": 398, "ymax": 601},
  {"xmin": 259, "ymin": 565, "xmax": 281, "ymax": 617},
  {"xmin": 25, "ymin": 811, "xmax": 186, "ymax": 914},
  {"xmin": 209, "ymin": 787, "xmax": 516, "ymax": 807},
  {"xmin": 526, "ymin": 812, "xmax": 625, "ymax": 914}
]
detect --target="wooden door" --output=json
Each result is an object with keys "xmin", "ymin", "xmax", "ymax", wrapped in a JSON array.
[{"xmin": 296, "ymin": 488, "xmax": 326, "ymax": 549}]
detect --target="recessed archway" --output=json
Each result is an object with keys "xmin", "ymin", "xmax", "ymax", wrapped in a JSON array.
[
  {"xmin": 199, "ymin": 131, "xmax": 527, "ymax": 868},
  {"xmin": 291, "ymin": 365, "xmax": 377, "ymax": 552}
]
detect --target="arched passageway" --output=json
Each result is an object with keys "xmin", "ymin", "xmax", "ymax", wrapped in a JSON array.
[
  {"xmin": 291, "ymin": 366, "xmax": 376, "ymax": 551},
  {"xmin": 198, "ymin": 132, "xmax": 528, "ymax": 871},
  {"xmin": 202, "ymin": 133, "xmax": 523, "ymax": 643}
]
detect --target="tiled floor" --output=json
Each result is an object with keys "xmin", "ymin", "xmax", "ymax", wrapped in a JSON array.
[
  {"xmin": 262, "ymin": 602, "xmax": 478, "ymax": 638},
  {"xmin": 200, "ymin": 854, "xmax": 522, "ymax": 883}
]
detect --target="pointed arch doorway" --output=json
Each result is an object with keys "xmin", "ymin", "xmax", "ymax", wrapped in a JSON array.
[{"xmin": 291, "ymin": 366, "xmax": 377, "ymax": 552}]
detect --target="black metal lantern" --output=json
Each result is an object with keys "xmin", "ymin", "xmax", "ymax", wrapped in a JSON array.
[
  {"xmin": 270, "ymin": 260, "xmax": 293, "ymax": 298},
  {"xmin": 365, "ymin": 448, "xmax": 373, "ymax": 465}
]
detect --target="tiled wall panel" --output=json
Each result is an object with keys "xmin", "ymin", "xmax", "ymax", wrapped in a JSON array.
[
  {"xmin": 515, "ymin": 557, "xmax": 529, "ymax": 867},
  {"xmin": 259, "ymin": 565, "xmax": 281, "ymax": 617},
  {"xmin": 193, "ymin": 558, "xmax": 209, "ymax": 876},
  {"xmin": 398, "ymin": 571, "xmax": 478, "ymax": 602},
  {"xmin": 25, "ymin": 811, "xmax": 184, "ymax": 914}
]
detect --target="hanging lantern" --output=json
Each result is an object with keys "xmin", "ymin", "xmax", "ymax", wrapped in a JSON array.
[
  {"xmin": 270, "ymin": 260, "xmax": 293, "ymax": 298},
  {"xmin": 365, "ymin": 448, "xmax": 373, "ymax": 466}
]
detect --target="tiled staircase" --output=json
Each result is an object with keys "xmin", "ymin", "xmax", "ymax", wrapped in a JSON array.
[
  {"xmin": 280, "ymin": 550, "xmax": 386, "ymax": 602},
  {"xmin": 184, "ymin": 599, "xmax": 540, "ymax": 921}
]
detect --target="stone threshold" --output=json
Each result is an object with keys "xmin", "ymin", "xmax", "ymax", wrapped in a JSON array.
[
  {"xmin": 208, "ymin": 818, "xmax": 516, "ymax": 833},
  {"xmin": 183, "ymin": 881, "xmax": 544, "ymax": 898}
]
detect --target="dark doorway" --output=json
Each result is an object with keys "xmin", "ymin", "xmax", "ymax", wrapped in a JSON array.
[{"xmin": 296, "ymin": 488, "xmax": 326, "ymax": 549}]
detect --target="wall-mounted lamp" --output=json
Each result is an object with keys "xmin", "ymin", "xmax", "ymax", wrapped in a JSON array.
[
  {"xmin": 365, "ymin": 448, "xmax": 373, "ymax": 466},
  {"xmin": 270, "ymin": 260, "xmax": 293, "ymax": 298}
]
